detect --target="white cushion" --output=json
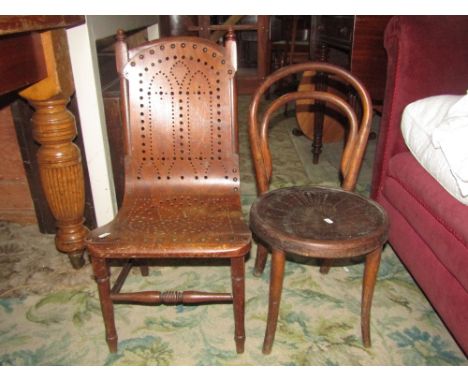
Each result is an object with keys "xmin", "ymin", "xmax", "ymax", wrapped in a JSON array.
[
  {"xmin": 431, "ymin": 95, "xmax": 468, "ymax": 191},
  {"xmin": 401, "ymin": 94, "xmax": 468, "ymax": 205}
]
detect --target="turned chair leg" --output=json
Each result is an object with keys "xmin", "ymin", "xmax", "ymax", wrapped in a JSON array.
[
  {"xmin": 253, "ymin": 244, "xmax": 269, "ymax": 277},
  {"xmin": 263, "ymin": 249, "xmax": 286, "ymax": 354},
  {"xmin": 361, "ymin": 247, "xmax": 382, "ymax": 348},
  {"xmin": 91, "ymin": 257, "xmax": 118, "ymax": 352},
  {"xmin": 231, "ymin": 257, "xmax": 246, "ymax": 354}
]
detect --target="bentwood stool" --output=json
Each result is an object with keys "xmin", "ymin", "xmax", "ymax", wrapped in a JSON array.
[
  {"xmin": 248, "ymin": 62, "xmax": 389, "ymax": 354},
  {"xmin": 86, "ymin": 29, "xmax": 251, "ymax": 353}
]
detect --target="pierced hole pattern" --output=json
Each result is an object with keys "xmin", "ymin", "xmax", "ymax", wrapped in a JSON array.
[
  {"xmin": 124, "ymin": 40, "xmax": 238, "ymax": 192},
  {"xmin": 125, "ymin": 196, "xmax": 245, "ymax": 244}
]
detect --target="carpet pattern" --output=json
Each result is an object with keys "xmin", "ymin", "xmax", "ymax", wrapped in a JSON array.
[{"xmin": 0, "ymin": 96, "xmax": 466, "ymax": 365}]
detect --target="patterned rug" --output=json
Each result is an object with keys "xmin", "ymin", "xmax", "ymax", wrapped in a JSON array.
[{"xmin": 0, "ymin": 96, "xmax": 466, "ymax": 366}]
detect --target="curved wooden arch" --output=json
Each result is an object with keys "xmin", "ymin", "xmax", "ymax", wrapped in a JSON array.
[
  {"xmin": 249, "ymin": 62, "xmax": 372, "ymax": 194},
  {"xmin": 258, "ymin": 90, "xmax": 358, "ymax": 190}
]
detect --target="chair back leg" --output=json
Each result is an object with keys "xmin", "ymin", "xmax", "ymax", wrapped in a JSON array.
[
  {"xmin": 361, "ymin": 247, "xmax": 382, "ymax": 347},
  {"xmin": 253, "ymin": 243, "xmax": 269, "ymax": 277}
]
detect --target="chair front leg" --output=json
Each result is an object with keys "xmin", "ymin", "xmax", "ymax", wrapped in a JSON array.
[
  {"xmin": 262, "ymin": 248, "xmax": 286, "ymax": 354},
  {"xmin": 361, "ymin": 247, "xmax": 382, "ymax": 348},
  {"xmin": 231, "ymin": 256, "xmax": 246, "ymax": 354},
  {"xmin": 91, "ymin": 256, "xmax": 118, "ymax": 353}
]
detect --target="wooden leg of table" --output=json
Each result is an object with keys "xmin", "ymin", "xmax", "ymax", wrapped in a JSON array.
[
  {"xmin": 311, "ymin": 43, "xmax": 329, "ymax": 165},
  {"xmin": 361, "ymin": 247, "xmax": 382, "ymax": 348},
  {"xmin": 231, "ymin": 256, "xmax": 246, "ymax": 354},
  {"xmin": 91, "ymin": 256, "xmax": 118, "ymax": 353},
  {"xmin": 263, "ymin": 248, "xmax": 286, "ymax": 355},
  {"xmin": 312, "ymin": 103, "xmax": 324, "ymax": 165},
  {"xmin": 253, "ymin": 243, "xmax": 269, "ymax": 277},
  {"xmin": 28, "ymin": 96, "xmax": 88, "ymax": 269}
]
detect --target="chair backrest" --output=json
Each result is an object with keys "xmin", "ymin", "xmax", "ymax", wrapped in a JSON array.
[
  {"xmin": 249, "ymin": 62, "xmax": 372, "ymax": 194},
  {"xmin": 115, "ymin": 30, "xmax": 241, "ymax": 200}
]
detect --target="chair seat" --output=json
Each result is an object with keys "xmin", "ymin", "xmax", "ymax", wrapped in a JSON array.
[
  {"xmin": 87, "ymin": 193, "xmax": 251, "ymax": 258},
  {"xmin": 250, "ymin": 186, "xmax": 388, "ymax": 258}
]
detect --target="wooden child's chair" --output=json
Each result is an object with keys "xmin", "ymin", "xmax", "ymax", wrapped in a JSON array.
[{"xmin": 248, "ymin": 62, "xmax": 388, "ymax": 354}]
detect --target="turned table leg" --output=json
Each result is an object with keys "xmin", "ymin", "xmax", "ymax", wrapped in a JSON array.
[
  {"xmin": 29, "ymin": 96, "xmax": 88, "ymax": 268},
  {"xmin": 19, "ymin": 29, "xmax": 87, "ymax": 269},
  {"xmin": 253, "ymin": 243, "xmax": 269, "ymax": 277}
]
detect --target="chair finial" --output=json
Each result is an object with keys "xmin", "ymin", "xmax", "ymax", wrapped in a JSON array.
[
  {"xmin": 226, "ymin": 27, "xmax": 236, "ymax": 42},
  {"xmin": 116, "ymin": 29, "xmax": 126, "ymax": 41}
]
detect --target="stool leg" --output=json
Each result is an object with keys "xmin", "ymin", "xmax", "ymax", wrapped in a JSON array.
[
  {"xmin": 284, "ymin": 102, "xmax": 290, "ymax": 117},
  {"xmin": 319, "ymin": 259, "xmax": 332, "ymax": 274},
  {"xmin": 231, "ymin": 256, "xmax": 246, "ymax": 354},
  {"xmin": 263, "ymin": 249, "xmax": 286, "ymax": 354},
  {"xmin": 91, "ymin": 257, "xmax": 118, "ymax": 353},
  {"xmin": 361, "ymin": 247, "xmax": 382, "ymax": 348},
  {"xmin": 253, "ymin": 243, "xmax": 269, "ymax": 277},
  {"xmin": 139, "ymin": 262, "xmax": 149, "ymax": 276}
]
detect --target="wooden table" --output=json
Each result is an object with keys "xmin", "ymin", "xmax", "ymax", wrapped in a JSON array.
[{"xmin": 0, "ymin": 16, "xmax": 87, "ymax": 269}]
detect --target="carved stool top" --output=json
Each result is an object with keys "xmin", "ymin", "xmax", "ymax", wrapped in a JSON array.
[{"xmin": 249, "ymin": 186, "xmax": 388, "ymax": 258}]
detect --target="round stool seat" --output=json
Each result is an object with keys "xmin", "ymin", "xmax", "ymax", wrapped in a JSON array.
[{"xmin": 250, "ymin": 186, "xmax": 388, "ymax": 258}]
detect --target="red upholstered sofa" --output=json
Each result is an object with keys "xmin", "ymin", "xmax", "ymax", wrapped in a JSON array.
[{"xmin": 371, "ymin": 16, "xmax": 468, "ymax": 355}]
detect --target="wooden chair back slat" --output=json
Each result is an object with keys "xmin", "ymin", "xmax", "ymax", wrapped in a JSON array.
[{"xmin": 117, "ymin": 33, "xmax": 241, "ymax": 200}]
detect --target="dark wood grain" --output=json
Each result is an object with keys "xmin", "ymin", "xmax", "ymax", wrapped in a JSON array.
[
  {"xmin": 159, "ymin": 16, "xmax": 199, "ymax": 37},
  {"xmin": 311, "ymin": 15, "xmax": 391, "ymax": 103},
  {"xmin": 0, "ymin": 16, "xmax": 84, "ymax": 36},
  {"xmin": 298, "ymin": 16, "xmax": 390, "ymax": 164},
  {"xmin": 250, "ymin": 186, "xmax": 388, "ymax": 258},
  {"xmin": 351, "ymin": 16, "xmax": 392, "ymax": 104},
  {"xmin": 0, "ymin": 33, "xmax": 46, "ymax": 96},
  {"xmin": 0, "ymin": 103, "xmax": 36, "ymax": 224}
]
